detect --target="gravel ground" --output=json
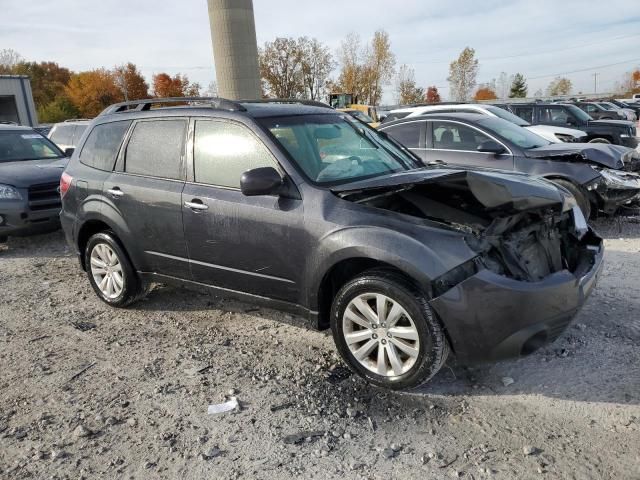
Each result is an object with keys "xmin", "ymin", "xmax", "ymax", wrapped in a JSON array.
[{"xmin": 0, "ymin": 217, "xmax": 639, "ymax": 480}]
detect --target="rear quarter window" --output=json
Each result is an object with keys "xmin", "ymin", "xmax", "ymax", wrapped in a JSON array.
[
  {"xmin": 80, "ymin": 121, "xmax": 131, "ymax": 171},
  {"xmin": 49, "ymin": 124, "xmax": 74, "ymax": 146}
]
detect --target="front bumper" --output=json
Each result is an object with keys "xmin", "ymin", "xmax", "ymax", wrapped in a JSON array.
[
  {"xmin": 429, "ymin": 230, "xmax": 604, "ymax": 363},
  {"xmin": 0, "ymin": 200, "xmax": 61, "ymax": 239}
]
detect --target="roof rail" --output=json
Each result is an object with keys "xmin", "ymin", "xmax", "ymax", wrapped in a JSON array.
[
  {"xmin": 63, "ymin": 118, "xmax": 92, "ymax": 122},
  {"xmin": 241, "ymin": 98, "xmax": 333, "ymax": 109},
  {"xmin": 99, "ymin": 97, "xmax": 246, "ymax": 116}
]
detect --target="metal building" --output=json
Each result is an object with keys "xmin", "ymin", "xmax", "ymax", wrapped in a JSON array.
[
  {"xmin": 0, "ymin": 75, "xmax": 38, "ymax": 126},
  {"xmin": 207, "ymin": 0, "xmax": 261, "ymax": 100}
]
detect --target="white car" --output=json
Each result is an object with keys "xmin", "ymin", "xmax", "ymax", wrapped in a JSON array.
[{"xmin": 383, "ymin": 104, "xmax": 588, "ymax": 143}]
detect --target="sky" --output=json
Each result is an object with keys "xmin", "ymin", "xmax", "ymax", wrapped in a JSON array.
[{"xmin": 1, "ymin": 0, "xmax": 639, "ymax": 104}]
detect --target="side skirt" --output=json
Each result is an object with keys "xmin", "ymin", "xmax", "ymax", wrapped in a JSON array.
[{"xmin": 138, "ymin": 272, "xmax": 322, "ymax": 329}]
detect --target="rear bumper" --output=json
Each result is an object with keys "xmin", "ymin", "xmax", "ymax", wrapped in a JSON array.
[
  {"xmin": 430, "ymin": 233, "xmax": 604, "ymax": 363},
  {"xmin": 0, "ymin": 201, "xmax": 61, "ymax": 238}
]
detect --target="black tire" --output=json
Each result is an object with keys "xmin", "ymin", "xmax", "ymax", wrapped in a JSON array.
[
  {"xmin": 84, "ymin": 231, "xmax": 146, "ymax": 307},
  {"xmin": 330, "ymin": 268, "xmax": 449, "ymax": 390},
  {"xmin": 588, "ymin": 137, "xmax": 611, "ymax": 144},
  {"xmin": 551, "ymin": 179, "xmax": 592, "ymax": 220}
]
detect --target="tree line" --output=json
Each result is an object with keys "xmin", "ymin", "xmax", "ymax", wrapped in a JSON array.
[
  {"xmin": 0, "ymin": 48, "xmax": 211, "ymax": 123},
  {"xmin": 2, "ymin": 41, "xmax": 639, "ymax": 123}
]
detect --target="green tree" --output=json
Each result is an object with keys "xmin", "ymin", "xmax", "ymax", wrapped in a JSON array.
[
  {"xmin": 37, "ymin": 96, "xmax": 80, "ymax": 123},
  {"xmin": 509, "ymin": 73, "xmax": 528, "ymax": 98}
]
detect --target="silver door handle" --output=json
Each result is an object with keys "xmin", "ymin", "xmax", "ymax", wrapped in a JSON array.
[
  {"xmin": 184, "ymin": 201, "xmax": 209, "ymax": 211},
  {"xmin": 107, "ymin": 188, "xmax": 124, "ymax": 197}
]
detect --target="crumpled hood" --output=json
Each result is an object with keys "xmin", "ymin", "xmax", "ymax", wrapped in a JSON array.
[
  {"xmin": 524, "ymin": 143, "xmax": 630, "ymax": 169},
  {"xmin": 0, "ymin": 157, "xmax": 68, "ymax": 188},
  {"xmin": 332, "ymin": 168, "xmax": 565, "ymax": 212}
]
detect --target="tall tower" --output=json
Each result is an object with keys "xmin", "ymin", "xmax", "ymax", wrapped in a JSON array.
[{"xmin": 207, "ymin": 0, "xmax": 261, "ymax": 100}]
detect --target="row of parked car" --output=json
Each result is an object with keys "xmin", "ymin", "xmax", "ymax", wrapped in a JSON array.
[
  {"xmin": 0, "ymin": 95, "xmax": 631, "ymax": 390},
  {"xmin": 378, "ymin": 101, "xmax": 640, "ymax": 218}
]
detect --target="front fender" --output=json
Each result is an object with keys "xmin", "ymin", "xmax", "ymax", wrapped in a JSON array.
[{"xmin": 304, "ymin": 225, "xmax": 477, "ymax": 310}]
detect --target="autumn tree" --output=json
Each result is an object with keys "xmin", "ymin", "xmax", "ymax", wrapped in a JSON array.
[
  {"xmin": 113, "ymin": 63, "xmax": 149, "ymax": 101},
  {"xmin": 425, "ymin": 86, "xmax": 441, "ymax": 103},
  {"xmin": 299, "ymin": 37, "xmax": 335, "ymax": 101},
  {"xmin": 474, "ymin": 86, "xmax": 498, "ymax": 101},
  {"xmin": 395, "ymin": 64, "xmax": 424, "ymax": 105},
  {"xmin": 65, "ymin": 69, "xmax": 123, "ymax": 117},
  {"xmin": 363, "ymin": 30, "xmax": 396, "ymax": 106},
  {"xmin": 152, "ymin": 73, "xmax": 200, "ymax": 97},
  {"xmin": 509, "ymin": 73, "xmax": 527, "ymax": 98},
  {"xmin": 546, "ymin": 76, "xmax": 572, "ymax": 96},
  {"xmin": 259, "ymin": 37, "xmax": 304, "ymax": 98},
  {"xmin": 336, "ymin": 32, "xmax": 366, "ymax": 101},
  {"xmin": 448, "ymin": 47, "xmax": 478, "ymax": 102}
]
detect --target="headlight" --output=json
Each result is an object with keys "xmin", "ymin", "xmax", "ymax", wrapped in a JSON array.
[
  {"xmin": 0, "ymin": 184, "xmax": 22, "ymax": 200},
  {"xmin": 597, "ymin": 168, "xmax": 640, "ymax": 190}
]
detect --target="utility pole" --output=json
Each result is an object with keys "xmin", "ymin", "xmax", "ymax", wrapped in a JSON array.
[{"xmin": 592, "ymin": 72, "xmax": 599, "ymax": 94}]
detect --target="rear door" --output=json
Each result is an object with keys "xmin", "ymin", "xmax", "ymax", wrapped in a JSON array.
[
  {"xmin": 421, "ymin": 120, "xmax": 514, "ymax": 170},
  {"xmin": 104, "ymin": 118, "xmax": 190, "ymax": 278},
  {"xmin": 181, "ymin": 118, "xmax": 304, "ymax": 303}
]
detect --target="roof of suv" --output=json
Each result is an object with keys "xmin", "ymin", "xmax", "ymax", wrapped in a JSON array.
[
  {"xmin": 96, "ymin": 97, "xmax": 337, "ymax": 121},
  {"xmin": 0, "ymin": 124, "xmax": 34, "ymax": 132}
]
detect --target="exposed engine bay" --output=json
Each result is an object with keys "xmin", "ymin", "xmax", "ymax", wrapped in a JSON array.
[{"xmin": 336, "ymin": 170, "xmax": 600, "ymax": 293}]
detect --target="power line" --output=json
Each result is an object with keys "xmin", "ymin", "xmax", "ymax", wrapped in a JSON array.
[
  {"xmin": 405, "ymin": 33, "xmax": 640, "ymax": 65},
  {"xmin": 526, "ymin": 57, "xmax": 640, "ymax": 80}
]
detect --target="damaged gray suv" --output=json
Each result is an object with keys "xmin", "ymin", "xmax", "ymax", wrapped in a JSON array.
[{"xmin": 60, "ymin": 98, "xmax": 604, "ymax": 390}]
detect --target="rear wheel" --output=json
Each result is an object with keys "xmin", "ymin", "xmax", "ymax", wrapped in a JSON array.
[
  {"xmin": 85, "ymin": 232, "xmax": 146, "ymax": 307},
  {"xmin": 551, "ymin": 179, "xmax": 592, "ymax": 219},
  {"xmin": 330, "ymin": 269, "xmax": 449, "ymax": 390}
]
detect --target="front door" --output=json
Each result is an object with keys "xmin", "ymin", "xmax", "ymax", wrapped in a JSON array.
[
  {"xmin": 182, "ymin": 119, "xmax": 305, "ymax": 303},
  {"xmin": 104, "ymin": 118, "xmax": 189, "ymax": 278}
]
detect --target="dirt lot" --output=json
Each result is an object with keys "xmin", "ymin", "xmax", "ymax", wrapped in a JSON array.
[{"xmin": 0, "ymin": 218, "xmax": 639, "ymax": 480}]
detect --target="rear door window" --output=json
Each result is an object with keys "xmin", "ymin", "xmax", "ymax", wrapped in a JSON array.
[
  {"xmin": 193, "ymin": 120, "xmax": 276, "ymax": 188},
  {"xmin": 383, "ymin": 122, "xmax": 422, "ymax": 148},
  {"xmin": 80, "ymin": 121, "xmax": 132, "ymax": 171},
  {"xmin": 124, "ymin": 119, "xmax": 187, "ymax": 180},
  {"xmin": 72, "ymin": 124, "xmax": 88, "ymax": 145}
]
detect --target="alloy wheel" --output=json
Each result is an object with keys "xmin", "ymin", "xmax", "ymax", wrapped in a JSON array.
[
  {"xmin": 342, "ymin": 293, "xmax": 420, "ymax": 377},
  {"xmin": 90, "ymin": 243, "xmax": 124, "ymax": 299}
]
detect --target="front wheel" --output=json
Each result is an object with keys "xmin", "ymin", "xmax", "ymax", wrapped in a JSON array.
[
  {"xmin": 330, "ymin": 269, "xmax": 449, "ymax": 390},
  {"xmin": 551, "ymin": 179, "xmax": 592, "ymax": 219},
  {"xmin": 85, "ymin": 232, "xmax": 146, "ymax": 307},
  {"xmin": 588, "ymin": 137, "xmax": 611, "ymax": 144}
]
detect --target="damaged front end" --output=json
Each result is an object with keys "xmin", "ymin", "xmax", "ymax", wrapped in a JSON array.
[
  {"xmin": 335, "ymin": 169, "xmax": 604, "ymax": 362},
  {"xmin": 527, "ymin": 144, "xmax": 640, "ymax": 213}
]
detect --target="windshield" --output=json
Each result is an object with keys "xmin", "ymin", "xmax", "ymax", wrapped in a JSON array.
[
  {"xmin": 564, "ymin": 104, "xmax": 593, "ymax": 122},
  {"xmin": 484, "ymin": 105, "xmax": 530, "ymax": 126},
  {"xmin": 0, "ymin": 130, "xmax": 63, "ymax": 162},
  {"xmin": 259, "ymin": 114, "xmax": 421, "ymax": 185},
  {"xmin": 477, "ymin": 117, "xmax": 550, "ymax": 149},
  {"xmin": 347, "ymin": 110, "xmax": 374, "ymax": 123}
]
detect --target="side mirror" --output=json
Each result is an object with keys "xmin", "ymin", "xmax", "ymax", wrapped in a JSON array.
[
  {"xmin": 477, "ymin": 140, "xmax": 505, "ymax": 155},
  {"xmin": 64, "ymin": 147, "xmax": 75, "ymax": 157},
  {"xmin": 240, "ymin": 167, "xmax": 283, "ymax": 197}
]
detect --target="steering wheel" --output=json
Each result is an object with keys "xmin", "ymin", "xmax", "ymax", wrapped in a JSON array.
[{"xmin": 348, "ymin": 155, "xmax": 363, "ymax": 165}]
